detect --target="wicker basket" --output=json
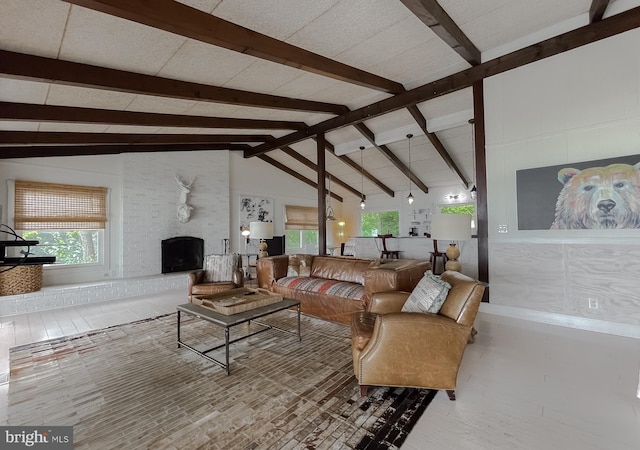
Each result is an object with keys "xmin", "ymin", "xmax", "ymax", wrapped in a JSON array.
[{"xmin": 0, "ymin": 265, "xmax": 43, "ymax": 296}]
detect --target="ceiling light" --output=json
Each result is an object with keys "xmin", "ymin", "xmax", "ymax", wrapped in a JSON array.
[
  {"xmin": 406, "ymin": 134, "xmax": 414, "ymax": 205},
  {"xmin": 470, "ymin": 118, "xmax": 477, "ymax": 201},
  {"xmin": 326, "ymin": 174, "xmax": 336, "ymax": 221}
]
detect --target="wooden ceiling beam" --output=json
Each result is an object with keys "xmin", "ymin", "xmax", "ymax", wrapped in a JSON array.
[
  {"xmin": 400, "ymin": 0, "xmax": 481, "ymax": 65},
  {"xmin": 590, "ymin": 0, "xmax": 611, "ymax": 23},
  {"xmin": 0, "ymin": 102, "xmax": 307, "ymax": 130},
  {"xmin": 320, "ymin": 138, "xmax": 395, "ymax": 198},
  {"xmin": 0, "ymin": 50, "xmax": 348, "ymax": 114},
  {"xmin": 353, "ymin": 122, "xmax": 429, "ymax": 194},
  {"xmin": 246, "ymin": 6, "xmax": 640, "ymax": 156},
  {"xmin": 62, "ymin": 0, "xmax": 405, "ymax": 94},
  {"xmin": 406, "ymin": 105, "xmax": 469, "ymax": 188},
  {"xmin": 257, "ymin": 154, "xmax": 343, "ymax": 202},
  {"xmin": 0, "ymin": 143, "xmax": 249, "ymax": 159},
  {"xmin": 0, "ymin": 131, "xmax": 272, "ymax": 145},
  {"xmin": 280, "ymin": 146, "xmax": 362, "ymax": 199}
]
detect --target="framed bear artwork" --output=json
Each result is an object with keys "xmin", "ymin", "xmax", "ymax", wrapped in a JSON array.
[{"xmin": 516, "ymin": 154, "xmax": 640, "ymax": 230}]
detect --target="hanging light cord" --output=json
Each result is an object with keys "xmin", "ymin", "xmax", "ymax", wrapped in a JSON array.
[{"xmin": 360, "ymin": 146, "xmax": 366, "ymax": 209}]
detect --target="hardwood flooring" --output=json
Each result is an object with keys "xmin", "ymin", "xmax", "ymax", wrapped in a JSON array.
[{"xmin": 1, "ymin": 289, "xmax": 639, "ymax": 449}]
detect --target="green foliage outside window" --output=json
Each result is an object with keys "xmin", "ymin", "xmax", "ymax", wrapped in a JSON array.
[
  {"xmin": 21, "ymin": 230, "xmax": 98, "ymax": 265},
  {"xmin": 361, "ymin": 211, "xmax": 399, "ymax": 236},
  {"xmin": 440, "ymin": 204, "xmax": 475, "ymax": 215},
  {"xmin": 285, "ymin": 230, "xmax": 301, "ymax": 249},
  {"xmin": 285, "ymin": 230, "xmax": 318, "ymax": 250}
]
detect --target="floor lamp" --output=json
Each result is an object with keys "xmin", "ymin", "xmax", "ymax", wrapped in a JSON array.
[
  {"xmin": 250, "ymin": 221, "xmax": 274, "ymax": 259},
  {"xmin": 430, "ymin": 214, "xmax": 472, "ymax": 272}
]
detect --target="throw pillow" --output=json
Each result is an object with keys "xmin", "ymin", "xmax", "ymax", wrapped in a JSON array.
[
  {"xmin": 402, "ymin": 271, "xmax": 451, "ymax": 314},
  {"xmin": 203, "ymin": 254, "xmax": 238, "ymax": 283}
]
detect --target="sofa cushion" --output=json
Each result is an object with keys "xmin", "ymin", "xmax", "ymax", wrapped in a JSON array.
[
  {"xmin": 203, "ymin": 254, "xmax": 239, "ymax": 282},
  {"xmin": 309, "ymin": 256, "xmax": 374, "ymax": 285},
  {"xmin": 401, "ymin": 271, "xmax": 451, "ymax": 314},
  {"xmin": 277, "ymin": 276, "xmax": 365, "ymax": 300}
]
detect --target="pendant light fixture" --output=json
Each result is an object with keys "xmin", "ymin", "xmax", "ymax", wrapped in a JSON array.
[
  {"xmin": 406, "ymin": 134, "xmax": 414, "ymax": 205},
  {"xmin": 359, "ymin": 146, "xmax": 366, "ymax": 209},
  {"xmin": 326, "ymin": 174, "xmax": 336, "ymax": 221},
  {"xmin": 469, "ymin": 119, "xmax": 477, "ymax": 200}
]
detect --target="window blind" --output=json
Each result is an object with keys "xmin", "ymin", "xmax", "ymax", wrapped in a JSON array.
[
  {"xmin": 14, "ymin": 180, "xmax": 108, "ymax": 230},
  {"xmin": 284, "ymin": 205, "xmax": 318, "ymax": 230}
]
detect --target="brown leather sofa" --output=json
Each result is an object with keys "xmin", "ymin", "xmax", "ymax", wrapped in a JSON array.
[
  {"xmin": 257, "ymin": 254, "xmax": 430, "ymax": 324},
  {"xmin": 351, "ymin": 270, "xmax": 485, "ymax": 400}
]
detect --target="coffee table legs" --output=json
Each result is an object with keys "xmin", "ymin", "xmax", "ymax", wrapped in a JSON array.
[
  {"xmin": 297, "ymin": 304, "xmax": 301, "ymax": 342},
  {"xmin": 177, "ymin": 310, "xmax": 181, "ymax": 348},
  {"xmin": 225, "ymin": 327, "xmax": 230, "ymax": 375},
  {"xmin": 177, "ymin": 304, "xmax": 301, "ymax": 375}
]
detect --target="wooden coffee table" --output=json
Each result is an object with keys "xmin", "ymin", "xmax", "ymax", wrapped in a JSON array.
[{"xmin": 177, "ymin": 298, "xmax": 301, "ymax": 375}]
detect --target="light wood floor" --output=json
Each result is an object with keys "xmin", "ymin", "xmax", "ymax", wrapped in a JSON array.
[{"xmin": 1, "ymin": 291, "xmax": 639, "ymax": 449}]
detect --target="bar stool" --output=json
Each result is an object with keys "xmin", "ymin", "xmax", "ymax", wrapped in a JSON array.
[
  {"xmin": 429, "ymin": 239, "xmax": 447, "ymax": 275},
  {"xmin": 378, "ymin": 234, "xmax": 400, "ymax": 259}
]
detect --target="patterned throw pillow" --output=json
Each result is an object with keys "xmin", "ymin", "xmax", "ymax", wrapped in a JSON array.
[
  {"xmin": 203, "ymin": 254, "xmax": 238, "ymax": 282},
  {"xmin": 401, "ymin": 271, "xmax": 451, "ymax": 314},
  {"xmin": 287, "ymin": 256, "xmax": 311, "ymax": 277}
]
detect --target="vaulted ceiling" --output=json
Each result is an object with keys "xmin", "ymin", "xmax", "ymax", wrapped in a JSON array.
[{"xmin": 1, "ymin": 0, "xmax": 639, "ymax": 205}]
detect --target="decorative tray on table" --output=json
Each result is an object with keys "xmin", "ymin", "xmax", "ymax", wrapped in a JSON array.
[{"xmin": 192, "ymin": 287, "xmax": 283, "ymax": 315}]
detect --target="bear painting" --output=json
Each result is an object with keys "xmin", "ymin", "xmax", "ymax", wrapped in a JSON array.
[{"xmin": 551, "ymin": 162, "xmax": 640, "ymax": 229}]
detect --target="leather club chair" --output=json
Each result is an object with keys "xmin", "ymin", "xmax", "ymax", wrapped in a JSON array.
[
  {"xmin": 188, "ymin": 253, "xmax": 244, "ymax": 301},
  {"xmin": 351, "ymin": 270, "xmax": 485, "ymax": 400}
]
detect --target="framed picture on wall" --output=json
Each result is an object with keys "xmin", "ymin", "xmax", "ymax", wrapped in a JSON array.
[
  {"xmin": 516, "ymin": 154, "xmax": 640, "ymax": 230},
  {"xmin": 239, "ymin": 195, "xmax": 274, "ymax": 229}
]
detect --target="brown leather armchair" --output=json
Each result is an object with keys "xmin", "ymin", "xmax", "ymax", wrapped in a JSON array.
[
  {"xmin": 188, "ymin": 254, "xmax": 244, "ymax": 301},
  {"xmin": 351, "ymin": 271, "xmax": 485, "ymax": 400}
]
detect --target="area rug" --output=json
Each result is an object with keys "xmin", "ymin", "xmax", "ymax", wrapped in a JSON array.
[{"xmin": 6, "ymin": 310, "xmax": 437, "ymax": 449}]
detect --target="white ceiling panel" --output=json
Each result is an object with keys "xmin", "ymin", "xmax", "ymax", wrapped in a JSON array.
[
  {"xmin": 177, "ymin": 0, "xmax": 222, "ymax": 14},
  {"xmin": 212, "ymin": 0, "xmax": 340, "ymax": 41},
  {"xmin": 45, "ymin": 85, "xmax": 135, "ymax": 110},
  {"xmin": 0, "ymin": 79, "xmax": 49, "ymax": 104},
  {"xmin": 418, "ymin": 88, "xmax": 474, "ymax": 119},
  {"xmin": 158, "ymin": 40, "xmax": 256, "ymax": 86},
  {"xmin": 0, "ymin": 0, "xmax": 69, "ymax": 58},
  {"xmin": 0, "ymin": 121, "xmax": 39, "ymax": 131},
  {"xmin": 450, "ymin": 0, "xmax": 589, "ymax": 52},
  {"xmin": 60, "ymin": 6, "xmax": 185, "ymax": 75},
  {"xmin": 288, "ymin": 0, "xmax": 409, "ymax": 58},
  {"xmin": 125, "ymin": 96, "xmax": 199, "ymax": 115},
  {"xmin": 37, "ymin": 122, "xmax": 110, "ymax": 133},
  {"xmin": 221, "ymin": 60, "xmax": 307, "ymax": 94}
]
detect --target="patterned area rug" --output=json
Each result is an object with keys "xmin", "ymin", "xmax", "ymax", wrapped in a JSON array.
[{"xmin": 6, "ymin": 310, "xmax": 437, "ymax": 449}]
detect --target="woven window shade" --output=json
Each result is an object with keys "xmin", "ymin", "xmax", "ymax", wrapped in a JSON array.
[
  {"xmin": 14, "ymin": 180, "xmax": 108, "ymax": 230},
  {"xmin": 284, "ymin": 205, "xmax": 318, "ymax": 230}
]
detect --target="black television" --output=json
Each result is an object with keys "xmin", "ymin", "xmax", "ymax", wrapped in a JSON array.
[{"xmin": 265, "ymin": 235, "xmax": 285, "ymax": 256}]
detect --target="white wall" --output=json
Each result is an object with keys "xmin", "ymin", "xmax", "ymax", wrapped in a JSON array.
[
  {"xmin": 228, "ymin": 151, "xmax": 328, "ymax": 253},
  {"xmin": 0, "ymin": 150, "xmax": 229, "ymax": 284},
  {"xmin": 121, "ymin": 151, "xmax": 229, "ymax": 277},
  {"xmin": 484, "ymin": 28, "xmax": 640, "ymax": 327}
]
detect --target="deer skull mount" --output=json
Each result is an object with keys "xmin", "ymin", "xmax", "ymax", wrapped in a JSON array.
[{"xmin": 175, "ymin": 175, "xmax": 195, "ymax": 223}]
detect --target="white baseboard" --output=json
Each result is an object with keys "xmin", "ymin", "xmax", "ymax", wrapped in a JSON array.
[{"xmin": 479, "ymin": 303, "xmax": 640, "ymax": 339}]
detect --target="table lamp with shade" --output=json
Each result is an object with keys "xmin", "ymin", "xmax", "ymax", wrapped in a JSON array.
[
  {"xmin": 430, "ymin": 214, "xmax": 472, "ymax": 272},
  {"xmin": 250, "ymin": 221, "xmax": 274, "ymax": 259}
]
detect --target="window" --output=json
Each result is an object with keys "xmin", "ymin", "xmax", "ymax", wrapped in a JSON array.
[
  {"xmin": 284, "ymin": 205, "xmax": 318, "ymax": 253},
  {"xmin": 440, "ymin": 203, "xmax": 476, "ymax": 230},
  {"xmin": 361, "ymin": 211, "xmax": 399, "ymax": 236},
  {"xmin": 13, "ymin": 180, "xmax": 108, "ymax": 266}
]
